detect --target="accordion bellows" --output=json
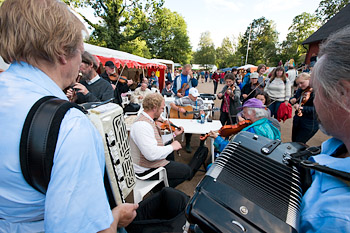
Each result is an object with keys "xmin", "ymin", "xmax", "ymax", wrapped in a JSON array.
[{"xmin": 186, "ymin": 131, "xmax": 305, "ymax": 233}]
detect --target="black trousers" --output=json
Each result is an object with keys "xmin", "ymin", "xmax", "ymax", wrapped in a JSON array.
[
  {"xmin": 292, "ymin": 116, "xmax": 319, "ymax": 144},
  {"xmin": 213, "ymin": 81, "xmax": 218, "ymax": 94},
  {"xmin": 220, "ymin": 111, "xmax": 237, "ymax": 126},
  {"xmin": 136, "ymin": 153, "xmax": 191, "ymax": 188}
]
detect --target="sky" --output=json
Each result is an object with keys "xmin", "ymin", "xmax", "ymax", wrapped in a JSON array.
[{"xmin": 163, "ymin": 0, "xmax": 322, "ymax": 50}]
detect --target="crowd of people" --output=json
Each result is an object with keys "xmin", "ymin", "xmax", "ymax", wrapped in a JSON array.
[{"xmin": 1, "ymin": 0, "xmax": 350, "ymax": 232}]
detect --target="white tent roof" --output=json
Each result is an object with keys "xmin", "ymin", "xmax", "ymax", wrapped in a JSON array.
[
  {"xmin": 238, "ymin": 64, "xmax": 257, "ymax": 70},
  {"xmin": 84, "ymin": 43, "xmax": 166, "ymax": 69}
]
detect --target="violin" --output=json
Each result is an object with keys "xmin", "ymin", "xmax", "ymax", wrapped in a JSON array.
[
  {"xmin": 177, "ymin": 83, "xmax": 190, "ymax": 96},
  {"xmin": 200, "ymin": 120, "xmax": 252, "ymax": 140},
  {"xmin": 157, "ymin": 120, "xmax": 180, "ymax": 132},
  {"xmin": 109, "ymin": 73, "xmax": 128, "ymax": 83},
  {"xmin": 297, "ymin": 87, "xmax": 313, "ymax": 117}
]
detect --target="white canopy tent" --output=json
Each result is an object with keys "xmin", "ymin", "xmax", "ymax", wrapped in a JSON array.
[{"xmin": 84, "ymin": 43, "xmax": 166, "ymax": 69}]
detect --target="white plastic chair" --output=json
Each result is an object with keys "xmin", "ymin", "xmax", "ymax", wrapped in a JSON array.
[{"xmin": 133, "ymin": 167, "xmax": 169, "ymax": 203}]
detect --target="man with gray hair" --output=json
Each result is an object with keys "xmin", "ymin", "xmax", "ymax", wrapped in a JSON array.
[
  {"xmin": 172, "ymin": 64, "xmax": 198, "ymax": 98},
  {"xmin": 300, "ymin": 26, "xmax": 350, "ymax": 232},
  {"xmin": 67, "ymin": 51, "xmax": 114, "ymax": 104}
]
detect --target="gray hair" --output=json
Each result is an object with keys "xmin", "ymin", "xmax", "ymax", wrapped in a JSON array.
[
  {"xmin": 246, "ymin": 108, "xmax": 269, "ymax": 119},
  {"xmin": 313, "ymin": 26, "xmax": 350, "ymax": 112},
  {"xmin": 183, "ymin": 64, "xmax": 192, "ymax": 69}
]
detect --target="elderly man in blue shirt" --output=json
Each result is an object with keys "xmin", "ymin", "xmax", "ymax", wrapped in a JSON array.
[
  {"xmin": 299, "ymin": 26, "xmax": 350, "ymax": 232},
  {"xmin": 0, "ymin": 0, "xmax": 137, "ymax": 232}
]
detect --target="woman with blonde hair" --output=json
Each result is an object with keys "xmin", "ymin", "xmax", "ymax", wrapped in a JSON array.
[
  {"xmin": 264, "ymin": 66, "xmax": 291, "ymax": 118},
  {"xmin": 289, "ymin": 73, "xmax": 318, "ymax": 143}
]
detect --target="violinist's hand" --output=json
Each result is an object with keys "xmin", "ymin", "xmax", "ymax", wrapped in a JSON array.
[
  {"xmin": 127, "ymin": 80, "xmax": 133, "ymax": 86},
  {"xmin": 217, "ymin": 93, "xmax": 223, "ymax": 98},
  {"xmin": 294, "ymin": 104, "xmax": 300, "ymax": 110},
  {"xmin": 238, "ymin": 116, "xmax": 245, "ymax": 122},
  {"xmin": 111, "ymin": 84, "xmax": 116, "ymax": 90},
  {"xmin": 138, "ymin": 95, "xmax": 143, "ymax": 100},
  {"xmin": 290, "ymin": 98, "xmax": 296, "ymax": 105},
  {"xmin": 208, "ymin": 131, "xmax": 218, "ymax": 139},
  {"xmin": 177, "ymin": 92, "xmax": 183, "ymax": 98},
  {"xmin": 242, "ymin": 94, "xmax": 248, "ymax": 99},
  {"xmin": 73, "ymin": 83, "xmax": 89, "ymax": 95},
  {"xmin": 174, "ymin": 126, "xmax": 184, "ymax": 136},
  {"xmin": 179, "ymin": 107, "xmax": 187, "ymax": 113},
  {"xmin": 171, "ymin": 140, "xmax": 182, "ymax": 151}
]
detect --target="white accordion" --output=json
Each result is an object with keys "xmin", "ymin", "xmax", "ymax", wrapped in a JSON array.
[{"xmin": 86, "ymin": 103, "xmax": 136, "ymax": 204}]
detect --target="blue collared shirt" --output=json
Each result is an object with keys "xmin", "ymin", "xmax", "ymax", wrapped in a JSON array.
[
  {"xmin": 300, "ymin": 138, "xmax": 350, "ymax": 232},
  {"xmin": 0, "ymin": 62, "xmax": 113, "ymax": 232}
]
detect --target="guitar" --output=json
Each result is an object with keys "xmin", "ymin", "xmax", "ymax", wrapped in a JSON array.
[{"xmin": 170, "ymin": 105, "xmax": 220, "ymax": 119}]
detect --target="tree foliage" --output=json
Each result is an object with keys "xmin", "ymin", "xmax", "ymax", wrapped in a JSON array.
[
  {"xmin": 144, "ymin": 8, "xmax": 192, "ymax": 64},
  {"xmin": 216, "ymin": 36, "xmax": 236, "ymax": 68},
  {"xmin": 281, "ymin": 12, "xmax": 320, "ymax": 64},
  {"xmin": 193, "ymin": 31, "xmax": 216, "ymax": 67},
  {"xmin": 315, "ymin": 0, "xmax": 350, "ymax": 23},
  {"xmin": 64, "ymin": 0, "xmax": 163, "ymax": 50},
  {"xmin": 237, "ymin": 17, "xmax": 279, "ymax": 66}
]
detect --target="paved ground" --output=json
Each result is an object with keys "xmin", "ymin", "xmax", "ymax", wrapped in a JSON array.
[{"xmin": 175, "ymin": 80, "xmax": 330, "ymax": 197}]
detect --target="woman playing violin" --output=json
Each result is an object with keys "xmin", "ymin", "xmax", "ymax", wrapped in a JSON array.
[
  {"xmin": 289, "ymin": 73, "xmax": 318, "ymax": 143},
  {"xmin": 241, "ymin": 72, "xmax": 262, "ymax": 104},
  {"xmin": 207, "ymin": 98, "xmax": 281, "ymax": 153},
  {"xmin": 217, "ymin": 73, "xmax": 242, "ymax": 126}
]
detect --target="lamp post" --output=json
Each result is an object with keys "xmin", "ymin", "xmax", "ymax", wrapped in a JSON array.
[{"xmin": 241, "ymin": 56, "xmax": 244, "ymax": 66}]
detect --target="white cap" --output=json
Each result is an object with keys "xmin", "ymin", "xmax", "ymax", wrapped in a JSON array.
[{"xmin": 189, "ymin": 87, "xmax": 200, "ymax": 97}]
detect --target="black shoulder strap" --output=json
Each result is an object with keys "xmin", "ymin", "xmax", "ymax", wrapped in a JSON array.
[
  {"xmin": 289, "ymin": 146, "xmax": 350, "ymax": 193},
  {"xmin": 20, "ymin": 96, "xmax": 81, "ymax": 194}
]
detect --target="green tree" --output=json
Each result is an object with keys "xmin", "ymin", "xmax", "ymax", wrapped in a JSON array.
[
  {"xmin": 193, "ymin": 31, "xmax": 216, "ymax": 68},
  {"xmin": 316, "ymin": 0, "xmax": 350, "ymax": 23},
  {"xmin": 64, "ymin": 0, "xmax": 163, "ymax": 50},
  {"xmin": 281, "ymin": 12, "xmax": 320, "ymax": 64},
  {"xmin": 119, "ymin": 38, "xmax": 151, "ymax": 59},
  {"xmin": 145, "ymin": 8, "xmax": 192, "ymax": 64},
  {"xmin": 237, "ymin": 17, "xmax": 279, "ymax": 66},
  {"xmin": 216, "ymin": 36, "xmax": 236, "ymax": 68}
]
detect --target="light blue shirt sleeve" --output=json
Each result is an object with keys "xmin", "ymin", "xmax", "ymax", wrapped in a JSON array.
[{"xmin": 44, "ymin": 109, "xmax": 113, "ymax": 232}]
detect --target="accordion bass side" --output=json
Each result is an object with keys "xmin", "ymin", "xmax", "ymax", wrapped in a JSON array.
[
  {"xmin": 186, "ymin": 131, "xmax": 306, "ymax": 233},
  {"xmin": 86, "ymin": 103, "xmax": 136, "ymax": 205}
]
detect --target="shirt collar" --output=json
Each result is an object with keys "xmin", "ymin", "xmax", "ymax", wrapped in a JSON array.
[
  {"xmin": 141, "ymin": 111, "xmax": 154, "ymax": 122},
  {"xmin": 87, "ymin": 74, "xmax": 100, "ymax": 85}
]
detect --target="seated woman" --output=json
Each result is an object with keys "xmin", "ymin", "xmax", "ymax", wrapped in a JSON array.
[{"xmin": 208, "ymin": 98, "xmax": 281, "ymax": 153}]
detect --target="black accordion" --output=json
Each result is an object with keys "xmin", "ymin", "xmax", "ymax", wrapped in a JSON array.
[{"xmin": 186, "ymin": 131, "xmax": 306, "ymax": 233}]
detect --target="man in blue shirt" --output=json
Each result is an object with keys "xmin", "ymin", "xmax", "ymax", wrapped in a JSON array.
[
  {"xmin": 0, "ymin": 0, "xmax": 137, "ymax": 232},
  {"xmin": 172, "ymin": 64, "xmax": 198, "ymax": 98},
  {"xmin": 299, "ymin": 26, "xmax": 350, "ymax": 232}
]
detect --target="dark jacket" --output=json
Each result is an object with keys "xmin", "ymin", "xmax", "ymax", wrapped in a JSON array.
[
  {"xmin": 290, "ymin": 88, "xmax": 317, "ymax": 120},
  {"xmin": 218, "ymin": 84, "xmax": 242, "ymax": 116},
  {"xmin": 76, "ymin": 78, "xmax": 114, "ymax": 104},
  {"xmin": 100, "ymin": 72, "xmax": 130, "ymax": 106},
  {"xmin": 240, "ymin": 83, "xmax": 262, "ymax": 104}
]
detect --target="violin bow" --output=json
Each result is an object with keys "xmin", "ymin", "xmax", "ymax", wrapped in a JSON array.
[
  {"xmin": 246, "ymin": 82, "xmax": 262, "ymax": 99},
  {"xmin": 223, "ymin": 85, "xmax": 234, "ymax": 125},
  {"xmin": 116, "ymin": 63, "xmax": 127, "ymax": 85},
  {"xmin": 166, "ymin": 107, "xmax": 181, "ymax": 156}
]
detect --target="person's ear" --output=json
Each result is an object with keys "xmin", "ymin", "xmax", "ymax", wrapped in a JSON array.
[
  {"xmin": 339, "ymin": 80, "xmax": 350, "ymax": 105},
  {"xmin": 58, "ymin": 54, "xmax": 68, "ymax": 65}
]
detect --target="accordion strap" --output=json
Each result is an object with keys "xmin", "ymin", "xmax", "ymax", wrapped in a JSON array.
[
  {"xmin": 20, "ymin": 96, "xmax": 81, "ymax": 194},
  {"xmin": 290, "ymin": 146, "xmax": 350, "ymax": 185}
]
